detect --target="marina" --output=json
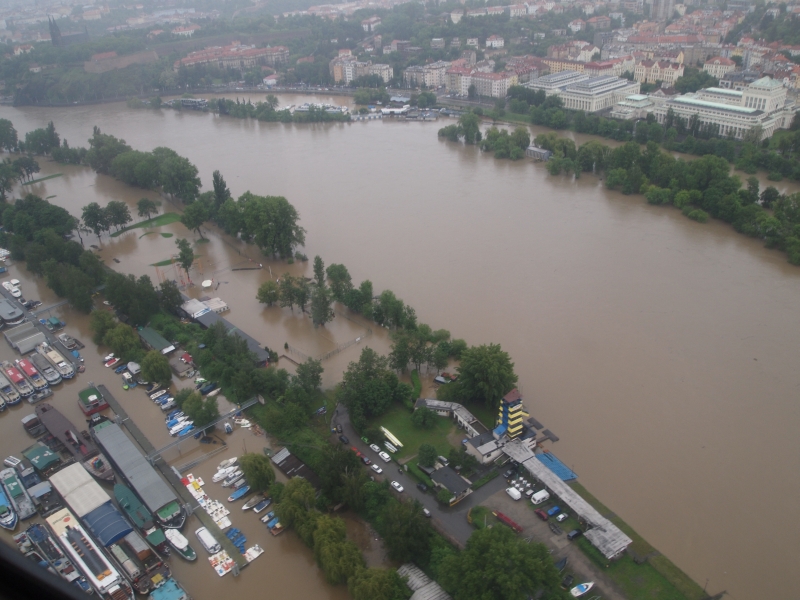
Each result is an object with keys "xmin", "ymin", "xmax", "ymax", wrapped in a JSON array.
[{"xmin": 35, "ymin": 403, "xmax": 115, "ymax": 482}]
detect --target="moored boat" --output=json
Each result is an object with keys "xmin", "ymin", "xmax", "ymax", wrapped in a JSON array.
[
  {"xmin": 266, "ymin": 517, "xmax": 284, "ymax": 536},
  {"xmin": 227, "ymin": 486, "xmax": 250, "ymax": 502},
  {"xmin": 21, "ymin": 413, "xmax": 45, "ymax": 437},
  {"xmin": 149, "ymin": 577, "xmax": 191, "ymax": 600},
  {"xmin": 163, "ymin": 528, "xmax": 197, "ymax": 561},
  {"xmin": 90, "ymin": 416, "xmax": 186, "ymax": 530},
  {"xmin": 0, "ymin": 392, "xmax": 6, "ymax": 411},
  {"xmin": 108, "ymin": 530, "xmax": 171, "ymax": 596},
  {"xmin": 217, "ymin": 457, "xmax": 237, "ymax": 470},
  {"xmin": 38, "ymin": 342, "xmax": 75, "ymax": 380},
  {"xmin": 2, "ymin": 360, "xmax": 33, "ymax": 397},
  {"xmin": 16, "ymin": 358, "xmax": 48, "ymax": 391},
  {"xmin": 212, "ymin": 467, "xmax": 236, "ymax": 483},
  {"xmin": 114, "ymin": 483, "xmax": 169, "ymax": 555},
  {"xmin": 0, "ymin": 476, "xmax": 18, "ymax": 530},
  {"xmin": 1, "ymin": 467, "xmax": 36, "ymax": 520},
  {"xmin": 0, "ymin": 370, "xmax": 20, "ymax": 405},
  {"xmin": 35, "ymin": 403, "xmax": 115, "ymax": 482},
  {"xmin": 253, "ymin": 497, "xmax": 272, "ymax": 514},
  {"xmin": 26, "ymin": 522, "xmax": 94, "ymax": 595},
  {"xmin": 570, "ymin": 582, "xmax": 594, "ymax": 597},
  {"xmin": 242, "ymin": 494, "xmax": 265, "ymax": 511},
  {"xmin": 30, "ymin": 351, "xmax": 62, "ymax": 385},
  {"xmin": 57, "ymin": 333, "xmax": 78, "ymax": 350},
  {"xmin": 221, "ymin": 469, "xmax": 243, "ymax": 487},
  {"xmin": 28, "ymin": 387, "xmax": 53, "ymax": 404},
  {"xmin": 46, "ymin": 507, "xmax": 135, "ymax": 600},
  {"xmin": 78, "ymin": 384, "xmax": 109, "ymax": 416}
]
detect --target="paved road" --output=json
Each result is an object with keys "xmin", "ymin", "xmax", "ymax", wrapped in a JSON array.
[{"xmin": 331, "ymin": 404, "xmax": 628, "ymax": 599}]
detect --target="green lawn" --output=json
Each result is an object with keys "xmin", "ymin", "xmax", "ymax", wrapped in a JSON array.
[
  {"xmin": 111, "ymin": 212, "xmax": 181, "ymax": 237},
  {"xmin": 151, "ymin": 258, "xmax": 175, "ymax": 267},
  {"xmin": 373, "ymin": 403, "xmax": 458, "ymax": 461}
]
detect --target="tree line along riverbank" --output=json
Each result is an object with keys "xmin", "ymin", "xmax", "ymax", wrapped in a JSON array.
[
  {"xmin": 0, "ymin": 113, "xmax": 709, "ymax": 600},
  {"xmin": 439, "ymin": 109, "xmax": 800, "ymax": 266}
]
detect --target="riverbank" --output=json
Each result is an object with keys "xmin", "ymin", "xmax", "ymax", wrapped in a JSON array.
[{"xmin": 2, "ymin": 102, "xmax": 793, "ymax": 600}]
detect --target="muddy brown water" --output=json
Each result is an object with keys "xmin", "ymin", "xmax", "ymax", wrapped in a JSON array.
[{"xmin": 0, "ymin": 96, "xmax": 796, "ymax": 599}]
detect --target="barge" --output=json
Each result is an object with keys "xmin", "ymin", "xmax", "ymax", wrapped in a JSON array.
[
  {"xmin": 114, "ymin": 483, "xmax": 169, "ymax": 555},
  {"xmin": 108, "ymin": 530, "xmax": 171, "ymax": 596},
  {"xmin": 46, "ymin": 507, "xmax": 135, "ymax": 600},
  {"xmin": 38, "ymin": 342, "xmax": 75, "ymax": 380},
  {"xmin": 90, "ymin": 417, "xmax": 186, "ymax": 530},
  {"xmin": 30, "ymin": 351, "xmax": 62, "ymax": 385},
  {"xmin": 78, "ymin": 384, "xmax": 109, "ymax": 416},
  {"xmin": 35, "ymin": 403, "xmax": 115, "ymax": 482}
]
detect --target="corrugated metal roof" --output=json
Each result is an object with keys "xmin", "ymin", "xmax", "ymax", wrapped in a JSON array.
[
  {"xmin": 49, "ymin": 463, "xmax": 108, "ymax": 517},
  {"xmin": 504, "ymin": 439, "xmax": 632, "ymax": 559},
  {"xmin": 93, "ymin": 422, "xmax": 178, "ymax": 514}
]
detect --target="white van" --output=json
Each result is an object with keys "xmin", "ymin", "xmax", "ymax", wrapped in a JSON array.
[
  {"xmin": 531, "ymin": 490, "xmax": 550, "ymax": 505},
  {"xmin": 195, "ymin": 527, "xmax": 221, "ymax": 554},
  {"xmin": 383, "ymin": 441, "xmax": 398, "ymax": 454},
  {"xmin": 505, "ymin": 487, "xmax": 522, "ymax": 501}
]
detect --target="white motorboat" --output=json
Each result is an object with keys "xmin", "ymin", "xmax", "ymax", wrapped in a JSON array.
[
  {"xmin": 217, "ymin": 457, "xmax": 237, "ymax": 470},
  {"xmin": 212, "ymin": 467, "xmax": 236, "ymax": 483}
]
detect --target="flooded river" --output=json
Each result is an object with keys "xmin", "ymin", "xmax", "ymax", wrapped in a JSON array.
[{"xmin": 0, "ymin": 96, "xmax": 797, "ymax": 599}]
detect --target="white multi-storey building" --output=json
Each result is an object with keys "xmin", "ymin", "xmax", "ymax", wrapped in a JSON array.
[{"xmin": 652, "ymin": 77, "xmax": 794, "ymax": 140}]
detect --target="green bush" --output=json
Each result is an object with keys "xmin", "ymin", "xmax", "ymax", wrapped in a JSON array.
[
  {"xmin": 682, "ymin": 207, "xmax": 709, "ymax": 223},
  {"xmin": 472, "ymin": 469, "xmax": 499, "ymax": 490}
]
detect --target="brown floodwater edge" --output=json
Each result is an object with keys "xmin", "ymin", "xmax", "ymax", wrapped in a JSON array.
[{"xmin": 0, "ymin": 100, "xmax": 796, "ymax": 600}]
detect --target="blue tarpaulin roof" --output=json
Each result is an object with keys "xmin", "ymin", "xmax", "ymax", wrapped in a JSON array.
[
  {"xmin": 535, "ymin": 452, "xmax": 578, "ymax": 481},
  {"xmin": 83, "ymin": 501, "xmax": 133, "ymax": 546}
]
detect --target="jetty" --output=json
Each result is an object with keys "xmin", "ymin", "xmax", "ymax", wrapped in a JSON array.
[{"xmin": 96, "ymin": 385, "xmax": 248, "ymax": 570}]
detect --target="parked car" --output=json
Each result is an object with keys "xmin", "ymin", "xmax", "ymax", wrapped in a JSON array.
[
  {"xmin": 361, "ymin": 456, "xmax": 371, "ymax": 465},
  {"xmin": 338, "ymin": 435, "xmax": 349, "ymax": 444},
  {"xmin": 503, "ymin": 469, "xmax": 514, "ymax": 479},
  {"xmin": 336, "ymin": 424, "xmax": 343, "ymax": 433},
  {"xmin": 378, "ymin": 451, "xmax": 391, "ymax": 463},
  {"xmin": 567, "ymin": 529, "xmax": 583, "ymax": 541},
  {"xmin": 560, "ymin": 574, "xmax": 574, "ymax": 590},
  {"xmin": 422, "ymin": 508, "xmax": 431, "ymax": 518},
  {"xmin": 547, "ymin": 506, "xmax": 561, "ymax": 517},
  {"xmin": 417, "ymin": 483, "xmax": 428, "ymax": 493},
  {"xmin": 556, "ymin": 513, "xmax": 568, "ymax": 522},
  {"xmin": 369, "ymin": 444, "xmax": 381, "ymax": 453},
  {"xmin": 371, "ymin": 464, "xmax": 383, "ymax": 474},
  {"xmin": 391, "ymin": 481, "xmax": 404, "ymax": 493},
  {"xmin": 534, "ymin": 509, "xmax": 549, "ymax": 521}
]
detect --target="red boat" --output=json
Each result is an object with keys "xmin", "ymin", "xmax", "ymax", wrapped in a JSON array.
[
  {"xmin": 493, "ymin": 511, "xmax": 523, "ymax": 533},
  {"xmin": 16, "ymin": 359, "xmax": 48, "ymax": 391}
]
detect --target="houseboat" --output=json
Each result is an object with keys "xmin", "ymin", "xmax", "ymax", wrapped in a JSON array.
[
  {"xmin": 26, "ymin": 523, "xmax": 93, "ymax": 595},
  {"xmin": 1, "ymin": 466, "xmax": 36, "ymax": 520},
  {"xmin": 0, "ymin": 370, "xmax": 20, "ymax": 405},
  {"xmin": 30, "ymin": 351, "xmax": 62, "ymax": 385},
  {"xmin": 46, "ymin": 508, "xmax": 135, "ymax": 600},
  {"xmin": 38, "ymin": 343, "xmax": 75, "ymax": 380},
  {"xmin": 114, "ymin": 483, "xmax": 169, "ymax": 555},
  {"xmin": 35, "ymin": 403, "xmax": 114, "ymax": 482},
  {"xmin": 2, "ymin": 361, "xmax": 33, "ymax": 397},
  {"xmin": 91, "ymin": 417, "xmax": 186, "ymax": 530},
  {"xmin": 16, "ymin": 358, "xmax": 48, "ymax": 391},
  {"xmin": 78, "ymin": 384, "xmax": 109, "ymax": 416},
  {"xmin": 149, "ymin": 578, "xmax": 191, "ymax": 600}
]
